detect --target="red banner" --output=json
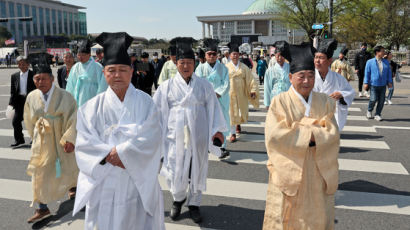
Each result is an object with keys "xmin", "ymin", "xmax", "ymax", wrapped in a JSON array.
[{"xmin": 47, "ymin": 48, "xmax": 70, "ymax": 57}]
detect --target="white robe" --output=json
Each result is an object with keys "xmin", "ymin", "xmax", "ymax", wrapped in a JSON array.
[
  {"xmin": 314, "ymin": 69, "xmax": 355, "ymax": 130},
  {"xmin": 73, "ymin": 84, "xmax": 165, "ymax": 230},
  {"xmin": 153, "ymin": 72, "xmax": 227, "ymax": 197}
]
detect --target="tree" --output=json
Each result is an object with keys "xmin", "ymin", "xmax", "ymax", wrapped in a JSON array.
[{"xmin": 0, "ymin": 26, "xmax": 12, "ymax": 47}]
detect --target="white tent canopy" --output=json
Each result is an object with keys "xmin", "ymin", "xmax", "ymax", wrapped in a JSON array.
[
  {"xmin": 0, "ymin": 47, "xmax": 18, "ymax": 59},
  {"xmin": 91, "ymin": 44, "xmax": 103, "ymax": 56}
]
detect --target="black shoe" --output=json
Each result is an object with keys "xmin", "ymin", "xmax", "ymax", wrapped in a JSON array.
[
  {"xmin": 188, "ymin": 206, "xmax": 202, "ymax": 223},
  {"xmin": 219, "ymin": 148, "xmax": 230, "ymax": 159},
  {"xmin": 10, "ymin": 140, "xmax": 25, "ymax": 147},
  {"xmin": 170, "ymin": 198, "xmax": 186, "ymax": 220}
]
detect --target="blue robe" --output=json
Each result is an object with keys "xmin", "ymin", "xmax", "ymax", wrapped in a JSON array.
[
  {"xmin": 264, "ymin": 62, "xmax": 291, "ymax": 107},
  {"xmin": 257, "ymin": 59, "xmax": 268, "ymax": 77},
  {"xmin": 195, "ymin": 61, "xmax": 230, "ymax": 146},
  {"xmin": 66, "ymin": 57, "xmax": 108, "ymax": 107}
]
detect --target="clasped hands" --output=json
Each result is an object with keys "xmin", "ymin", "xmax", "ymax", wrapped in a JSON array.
[{"xmin": 105, "ymin": 147, "xmax": 125, "ymax": 169}]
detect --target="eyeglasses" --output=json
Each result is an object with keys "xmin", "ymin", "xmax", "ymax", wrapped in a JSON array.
[{"xmin": 207, "ymin": 52, "xmax": 217, "ymax": 56}]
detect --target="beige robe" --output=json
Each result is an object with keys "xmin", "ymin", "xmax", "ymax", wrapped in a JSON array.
[
  {"xmin": 226, "ymin": 62, "xmax": 259, "ymax": 125},
  {"xmin": 331, "ymin": 59, "xmax": 355, "ymax": 81},
  {"xmin": 24, "ymin": 86, "xmax": 78, "ymax": 205},
  {"xmin": 263, "ymin": 89, "xmax": 340, "ymax": 230}
]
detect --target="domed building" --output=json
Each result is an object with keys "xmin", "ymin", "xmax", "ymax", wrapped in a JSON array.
[{"xmin": 197, "ymin": 0, "xmax": 305, "ymax": 45}]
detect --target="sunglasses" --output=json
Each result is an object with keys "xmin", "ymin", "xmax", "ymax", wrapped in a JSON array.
[{"xmin": 207, "ymin": 52, "xmax": 217, "ymax": 56}]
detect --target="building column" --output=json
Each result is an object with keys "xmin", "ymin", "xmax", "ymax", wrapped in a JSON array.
[
  {"xmin": 268, "ymin": 20, "xmax": 272, "ymax": 36},
  {"xmin": 207, "ymin": 23, "xmax": 211, "ymax": 38},
  {"xmin": 55, "ymin": 9, "xmax": 59, "ymax": 34},
  {"xmin": 251, "ymin": 20, "xmax": 255, "ymax": 34},
  {"xmin": 234, "ymin": 21, "xmax": 238, "ymax": 34},
  {"xmin": 202, "ymin": 22, "xmax": 205, "ymax": 39},
  {"xmin": 72, "ymin": 13, "xmax": 75, "ymax": 35},
  {"xmin": 66, "ymin": 12, "xmax": 70, "ymax": 35},
  {"xmin": 217, "ymin": 22, "xmax": 221, "ymax": 40},
  {"xmin": 36, "ymin": 7, "xmax": 40, "ymax": 36}
]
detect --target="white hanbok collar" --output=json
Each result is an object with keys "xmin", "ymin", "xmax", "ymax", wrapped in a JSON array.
[
  {"xmin": 291, "ymin": 85, "xmax": 312, "ymax": 117},
  {"xmin": 206, "ymin": 61, "xmax": 219, "ymax": 71},
  {"xmin": 42, "ymin": 84, "xmax": 56, "ymax": 112}
]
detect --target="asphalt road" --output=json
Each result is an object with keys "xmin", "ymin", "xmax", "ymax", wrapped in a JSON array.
[{"xmin": 0, "ymin": 66, "xmax": 409, "ymax": 230}]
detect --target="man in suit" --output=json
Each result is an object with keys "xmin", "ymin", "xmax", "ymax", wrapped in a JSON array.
[
  {"xmin": 150, "ymin": 52, "xmax": 163, "ymax": 89},
  {"xmin": 364, "ymin": 46, "xmax": 393, "ymax": 121},
  {"xmin": 9, "ymin": 56, "xmax": 36, "ymax": 146},
  {"xmin": 57, "ymin": 52, "xmax": 75, "ymax": 89}
]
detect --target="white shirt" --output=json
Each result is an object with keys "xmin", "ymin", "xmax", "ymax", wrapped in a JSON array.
[
  {"xmin": 376, "ymin": 58, "xmax": 383, "ymax": 74},
  {"xmin": 42, "ymin": 84, "xmax": 55, "ymax": 112},
  {"xmin": 19, "ymin": 71, "xmax": 28, "ymax": 95},
  {"xmin": 291, "ymin": 85, "xmax": 312, "ymax": 117}
]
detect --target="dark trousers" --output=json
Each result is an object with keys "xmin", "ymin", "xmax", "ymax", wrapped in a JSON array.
[
  {"xmin": 357, "ymin": 71, "xmax": 367, "ymax": 92},
  {"xmin": 12, "ymin": 96, "xmax": 26, "ymax": 143},
  {"xmin": 368, "ymin": 85, "xmax": 386, "ymax": 116},
  {"xmin": 153, "ymin": 75, "xmax": 159, "ymax": 89}
]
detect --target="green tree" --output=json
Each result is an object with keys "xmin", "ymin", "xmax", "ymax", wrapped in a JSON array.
[{"xmin": 0, "ymin": 26, "xmax": 12, "ymax": 47}]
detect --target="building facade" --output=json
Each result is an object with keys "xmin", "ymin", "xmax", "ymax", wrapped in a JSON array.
[
  {"xmin": 197, "ymin": 0, "xmax": 305, "ymax": 45},
  {"xmin": 0, "ymin": 0, "xmax": 87, "ymax": 44}
]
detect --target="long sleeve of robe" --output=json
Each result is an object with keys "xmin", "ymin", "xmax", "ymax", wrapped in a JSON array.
[
  {"xmin": 73, "ymin": 85, "xmax": 165, "ymax": 230},
  {"xmin": 331, "ymin": 59, "xmax": 355, "ymax": 81},
  {"xmin": 264, "ymin": 62, "xmax": 291, "ymax": 107},
  {"xmin": 153, "ymin": 73, "xmax": 227, "ymax": 196},
  {"xmin": 24, "ymin": 86, "xmax": 78, "ymax": 206},
  {"xmin": 263, "ymin": 89, "xmax": 340, "ymax": 230},
  {"xmin": 65, "ymin": 57, "xmax": 108, "ymax": 107},
  {"xmin": 158, "ymin": 60, "xmax": 177, "ymax": 85},
  {"xmin": 314, "ymin": 69, "xmax": 356, "ymax": 130},
  {"xmin": 195, "ymin": 61, "xmax": 230, "ymax": 143},
  {"xmin": 226, "ymin": 62, "xmax": 259, "ymax": 125}
]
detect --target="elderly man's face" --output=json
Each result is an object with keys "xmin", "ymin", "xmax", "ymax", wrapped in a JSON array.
[
  {"xmin": 275, "ymin": 52, "xmax": 285, "ymax": 66},
  {"xmin": 289, "ymin": 70, "xmax": 315, "ymax": 99},
  {"xmin": 33, "ymin": 73, "xmax": 53, "ymax": 94},
  {"xmin": 63, "ymin": 53, "xmax": 75, "ymax": 66},
  {"xmin": 77, "ymin": 52, "xmax": 91, "ymax": 64},
  {"xmin": 230, "ymin": 52, "xmax": 240, "ymax": 63},
  {"xmin": 177, "ymin": 58, "xmax": 195, "ymax": 79},
  {"xmin": 103, "ymin": 64, "xmax": 132, "ymax": 91},
  {"xmin": 205, "ymin": 51, "xmax": 217, "ymax": 64},
  {"xmin": 314, "ymin": 53, "xmax": 332, "ymax": 73},
  {"xmin": 18, "ymin": 60, "xmax": 29, "ymax": 72}
]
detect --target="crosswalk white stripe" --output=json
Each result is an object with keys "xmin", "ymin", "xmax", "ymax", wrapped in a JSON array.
[
  {"xmin": 225, "ymin": 134, "xmax": 390, "ymax": 149},
  {"xmin": 1, "ymin": 147, "xmax": 406, "ymax": 175},
  {"xmin": 348, "ymin": 107, "xmax": 361, "ymax": 112},
  {"xmin": 208, "ymin": 153, "xmax": 409, "ymax": 175},
  {"xmin": 374, "ymin": 125, "xmax": 410, "ymax": 130},
  {"xmin": 352, "ymin": 102, "xmax": 369, "ymax": 105},
  {"xmin": 1, "ymin": 177, "xmax": 410, "ymax": 216}
]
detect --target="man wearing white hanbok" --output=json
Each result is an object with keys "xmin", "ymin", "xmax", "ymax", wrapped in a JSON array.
[
  {"xmin": 195, "ymin": 38, "xmax": 230, "ymax": 159},
  {"xmin": 153, "ymin": 37, "xmax": 227, "ymax": 223},
  {"xmin": 313, "ymin": 39, "xmax": 355, "ymax": 130},
  {"xmin": 73, "ymin": 32, "xmax": 165, "ymax": 230}
]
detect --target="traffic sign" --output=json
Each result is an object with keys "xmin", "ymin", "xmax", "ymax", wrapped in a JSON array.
[{"xmin": 312, "ymin": 24, "xmax": 324, "ymax": 30}]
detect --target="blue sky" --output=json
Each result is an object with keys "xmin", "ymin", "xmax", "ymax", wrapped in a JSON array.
[{"xmin": 65, "ymin": 0, "xmax": 254, "ymax": 40}]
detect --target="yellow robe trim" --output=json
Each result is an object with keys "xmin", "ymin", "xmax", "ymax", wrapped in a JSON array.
[
  {"xmin": 24, "ymin": 87, "xmax": 78, "ymax": 205},
  {"xmin": 263, "ymin": 89, "xmax": 340, "ymax": 230},
  {"xmin": 226, "ymin": 62, "xmax": 259, "ymax": 125}
]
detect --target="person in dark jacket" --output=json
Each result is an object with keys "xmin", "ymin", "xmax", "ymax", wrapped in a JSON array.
[
  {"xmin": 131, "ymin": 52, "xmax": 155, "ymax": 95},
  {"xmin": 150, "ymin": 52, "xmax": 163, "ymax": 89},
  {"xmin": 9, "ymin": 56, "xmax": 36, "ymax": 146},
  {"xmin": 57, "ymin": 52, "xmax": 75, "ymax": 89},
  {"xmin": 354, "ymin": 42, "xmax": 372, "ymax": 97}
]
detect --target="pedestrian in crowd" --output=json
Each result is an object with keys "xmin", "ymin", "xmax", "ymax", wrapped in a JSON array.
[
  {"xmin": 268, "ymin": 52, "xmax": 276, "ymax": 68},
  {"xmin": 158, "ymin": 38, "xmax": 178, "ymax": 85},
  {"xmin": 354, "ymin": 42, "xmax": 372, "ymax": 97},
  {"xmin": 9, "ymin": 56, "xmax": 36, "ymax": 147},
  {"xmin": 66, "ymin": 39, "xmax": 108, "ymax": 107},
  {"xmin": 364, "ymin": 46, "xmax": 393, "ymax": 121},
  {"xmin": 217, "ymin": 52, "xmax": 223, "ymax": 63},
  {"xmin": 331, "ymin": 47, "xmax": 355, "ymax": 82},
  {"xmin": 195, "ymin": 48, "xmax": 205, "ymax": 70},
  {"xmin": 257, "ymin": 55, "xmax": 268, "ymax": 85},
  {"xmin": 314, "ymin": 39, "xmax": 355, "ymax": 130},
  {"xmin": 222, "ymin": 50, "xmax": 230, "ymax": 65},
  {"xmin": 150, "ymin": 52, "xmax": 164, "ymax": 89},
  {"xmin": 73, "ymin": 32, "xmax": 165, "ymax": 230},
  {"xmin": 226, "ymin": 42, "xmax": 259, "ymax": 142},
  {"xmin": 241, "ymin": 52, "xmax": 253, "ymax": 70},
  {"xmin": 263, "ymin": 42, "xmax": 340, "ymax": 230},
  {"xmin": 153, "ymin": 37, "xmax": 227, "ymax": 223},
  {"xmin": 57, "ymin": 52, "xmax": 75, "ymax": 89},
  {"xmin": 54, "ymin": 54, "xmax": 59, "ymax": 67},
  {"xmin": 95, "ymin": 48, "xmax": 104, "ymax": 66},
  {"xmin": 384, "ymin": 50, "xmax": 401, "ymax": 105},
  {"xmin": 263, "ymin": 41, "xmax": 291, "ymax": 109},
  {"xmin": 6, "ymin": 52, "xmax": 11, "ymax": 67},
  {"xmin": 195, "ymin": 38, "xmax": 231, "ymax": 159},
  {"xmin": 24, "ymin": 57, "xmax": 78, "ymax": 223},
  {"xmin": 132, "ymin": 52, "xmax": 155, "ymax": 95}
]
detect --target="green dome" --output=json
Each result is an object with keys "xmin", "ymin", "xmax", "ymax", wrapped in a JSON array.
[{"xmin": 242, "ymin": 0, "xmax": 278, "ymax": 15}]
